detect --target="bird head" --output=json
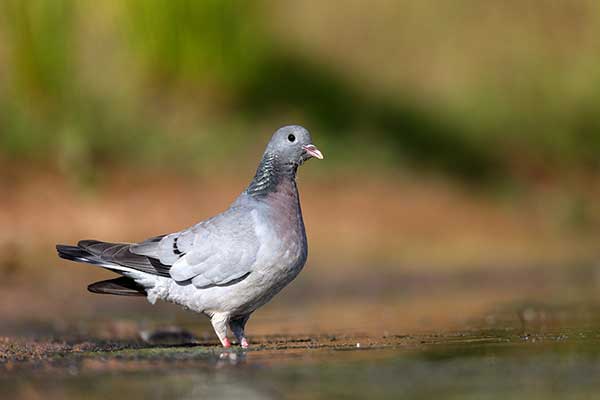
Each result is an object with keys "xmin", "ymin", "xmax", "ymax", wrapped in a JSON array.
[{"xmin": 265, "ymin": 125, "xmax": 323, "ymax": 166}]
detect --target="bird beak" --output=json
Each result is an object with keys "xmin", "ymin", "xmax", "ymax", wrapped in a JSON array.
[{"xmin": 303, "ymin": 144, "xmax": 324, "ymax": 160}]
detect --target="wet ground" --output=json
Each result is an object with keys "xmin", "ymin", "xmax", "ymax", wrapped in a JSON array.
[
  {"xmin": 3, "ymin": 324, "xmax": 600, "ymax": 399},
  {"xmin": 2, "ymin": 250, "xmax": 600, "ymax": 399}
]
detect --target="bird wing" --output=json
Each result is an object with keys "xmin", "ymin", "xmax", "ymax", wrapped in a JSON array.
[{"xmin": 131, "ymin": 207, "xmax": 260, "ymax": 288}]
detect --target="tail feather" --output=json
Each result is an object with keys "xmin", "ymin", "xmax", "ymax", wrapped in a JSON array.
[
  {"xmin": 56, "ymin": 244, "xmax": 106, "ymax": 265},
  {"xmin": 88, "ymin": 277, "xmax": 146, "ymax": 296},
  {"xmin": 57, "ymin": 239, "xmax": 171, "ymax": 277},
  {"xmin": 56, "ymin": 240, "xmax": 168, "ymax": 298}
]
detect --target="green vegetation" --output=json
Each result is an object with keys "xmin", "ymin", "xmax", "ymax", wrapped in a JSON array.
[{"xmin": 1, "ymin": 1, "xmax": 599, "ymax": 183}]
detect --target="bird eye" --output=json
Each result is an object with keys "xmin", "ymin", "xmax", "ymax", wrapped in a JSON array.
[{"xmin": 288, "ymin": 134, "xmax": 295, "ymax": 142}]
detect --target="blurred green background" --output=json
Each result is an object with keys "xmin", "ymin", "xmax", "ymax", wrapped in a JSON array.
[
  {"xmin": 2, "ymin": 0, "xmax": 600, "ymax": 339},
  {"xmin": 2, "ymin": 0, "xmax": 600, "ymax": 183}
]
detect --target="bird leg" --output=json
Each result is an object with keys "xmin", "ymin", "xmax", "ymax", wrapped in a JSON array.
[
  {"xmin": 210, "ymin": 312, "xmax": 231, "ymax": 348},
  {"xmin": 229, "ymin": 314, "xmax": 250, "ymax": 348}
]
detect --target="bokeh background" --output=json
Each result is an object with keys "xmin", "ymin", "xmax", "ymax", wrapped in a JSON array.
[{"xmin": 1, "ymin": 0, "xmax": 600, "ymax": 339}]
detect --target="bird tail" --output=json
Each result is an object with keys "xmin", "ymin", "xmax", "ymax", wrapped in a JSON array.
[
  {"xmin": 56, "ymin": 244, "xmax": 108, "ymax": 266},
  {"xmin": 88, "ymin": 277, "xmax": 146, "ymax": 296},
  {"xmin": 56, "ymin": 243, "xmax": 148, "ymax": 296}
]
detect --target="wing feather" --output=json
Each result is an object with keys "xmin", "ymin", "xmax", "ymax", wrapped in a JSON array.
[{"xmin": 167, "ymin": 209, "xmax": 259, "ymax": 288}]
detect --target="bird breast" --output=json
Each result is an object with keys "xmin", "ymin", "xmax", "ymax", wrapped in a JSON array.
[{"xmin": 252, "ymin": 184, "xmax": 307, "ymax": 276}]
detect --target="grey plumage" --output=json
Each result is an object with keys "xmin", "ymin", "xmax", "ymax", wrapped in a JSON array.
[{"xmin": 56, "ymin": 125, "xmax": 323, "ymax": 348}]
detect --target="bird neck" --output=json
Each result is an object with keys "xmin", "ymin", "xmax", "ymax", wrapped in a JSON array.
[{"xmin": 246, "ymin": 152, "xmax": 298, "ymax": 197}]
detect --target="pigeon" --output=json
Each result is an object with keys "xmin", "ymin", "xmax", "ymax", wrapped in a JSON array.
[{"xmin": 56, "ymin": 125, "xmax": 323, "ymax": 348}]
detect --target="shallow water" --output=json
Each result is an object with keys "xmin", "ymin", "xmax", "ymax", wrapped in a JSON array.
[
  {"xmin": 3, "ymin": 260, "xmax": 600, "ymax": 399},
  {"xmin": 3, "ymin": 328, "xmax": 600, "ymax": 400}
]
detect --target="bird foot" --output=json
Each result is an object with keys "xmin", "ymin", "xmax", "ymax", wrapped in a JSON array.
[
  {"xmin": 241, "ymin": 338, "xmax": 249, "ymax": 349},
  {"xmin": 221, "ymin": 337, "xmax": 231, "ymax": 348}
]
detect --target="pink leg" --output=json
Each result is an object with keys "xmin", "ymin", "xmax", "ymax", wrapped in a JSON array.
[
  {"xmin": 221, "ymin": 337, "xmax": 231, "ymax": 348},
  {"xmin": 229, "ymin": 315, "xmax": 251, "ymax": 349},
  {"xmin": 211, "ymin": 312, "xmax": 231, "ymax": 348}
]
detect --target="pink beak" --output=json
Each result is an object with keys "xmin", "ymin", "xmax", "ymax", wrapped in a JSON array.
[{"xmin": 303, "ymin": 144, "xmax": 324, "ymax": 160}]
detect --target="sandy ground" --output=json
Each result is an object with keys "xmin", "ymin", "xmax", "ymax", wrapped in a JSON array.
[
  {"xmin": 1, "ymin": 168, "xmax": 600, "ymax": 338},
  {"xmin": 1, "ymin": 168, "xmax": 600, "ymax": 398},
  {"xmin": 3, "ymin": 324, "xmax": 600, "ymax": 400},
  {"xmin": 2, "ymin": 325, "xmax": 599, "ymax": 373}
]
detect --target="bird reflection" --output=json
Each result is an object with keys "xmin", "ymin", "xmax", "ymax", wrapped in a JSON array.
[{"xmin": 217, "ymin": 350, "xmax": 247, "ymax": 367}]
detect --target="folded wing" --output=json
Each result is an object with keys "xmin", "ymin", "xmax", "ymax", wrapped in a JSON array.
[{"xmin": 131, "ymin": 208, "xmax": 260, "ymax": 288}]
